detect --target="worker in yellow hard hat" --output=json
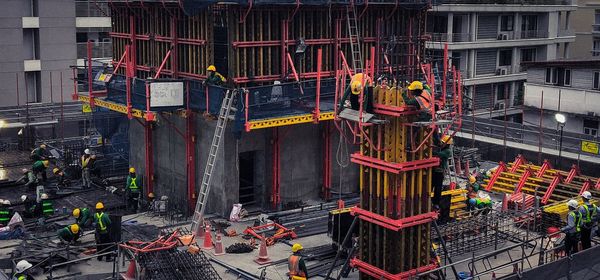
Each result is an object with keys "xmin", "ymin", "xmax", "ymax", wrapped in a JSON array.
[
  {"xmin": 32, "ymin": 160, "xmax": 50, "ymax": 182},
  {"xmin": 126, "ymin": 167, "xmax": 142, "ymax": 213},
  {"xmin": 94, "ymin": 201, "xmax": 113, "ymax": 261},
  {"xmin": 403, "ymin": 80, "xmax": 433, "ymax": 121},
  {"xmin": 204, "ymin": 65, "xmax": 226, "ymax": 86},
  {"xmin": 30, "ymin": 143, "xmax": 49, "ymax": 161},
  {"xmin": 57, "ymin": 223, "xmax": 81, "ymax": 244},
  {"xmin": 288, "ymin": 243, "xmax": 308, "ymax": 280},
  {"xmin": 338, "ymin": 72, "xmax": 372, "ymax": 113},
  {"xmin": 73, "ymin": 207, "xmax": 92, "ymax": 228},
  {"xmin": 53, "ymin": 167, "xmax": 70, "ymax": 187},
  {"xmin": 431, "ymin": 134, "xmax": 453, "ymax": 209}
]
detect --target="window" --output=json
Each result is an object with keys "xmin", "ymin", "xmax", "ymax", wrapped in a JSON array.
[
  {"xmin": 593, "ymin": 71, "xmax": 600, "ymax": 90},
  {"xmin": 521, "ymin": 48, "xmax": 537, "ymax": 63},
  {"xmin": 564, "ymin": 69, "xmax": 571, "ymax": 86},
  {"xmin": 500, "ymin": 15, "xmax": 514, "ymax": 31},
  {"xmin": 546, "ymin": 68, "xmax": 552, "ymax": 84},
  {"xmin": 521, "ymin": 15, "xmax": 538, "ymax": 31},
  {"xmin": 545, "ymin": 67, "xmax": 571, "ymax": 86},
  {"xmin": 584, "ymin": 119, "xmax": 599, "ymax": 136},
  {"xmin": 496, "ymin": 84, "xmax": 507, "ymax": 101},
  {"xmin": 595, "ymin": 10, "xmax": 600, "ymax": 24},
  {"xmin": 499, "ymin": 50, "xmax": 512, "ymax": 66},
  {"xmin": 593, "ymin": 40, "xmax": 600, "ymax": 57}
]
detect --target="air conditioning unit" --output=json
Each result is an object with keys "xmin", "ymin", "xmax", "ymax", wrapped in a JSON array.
[
  {"xmin": 494, "ymin": 102, "xmax": 506, "ymax": 110},
  {"xmin": 497, "ymin": 33, "xmax": 509, "ymax": 40},
  {"xmin": 496, "ymin": 67, "xmax": 508, "ymax": 75}
]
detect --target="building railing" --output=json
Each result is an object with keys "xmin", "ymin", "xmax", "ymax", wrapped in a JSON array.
[
  {"xmin": 429, "ymin": 32, "xmax": 471, "ymax": 42},
  {"xmin": 520, "ymin": 30, "xmax": 549, "ymax": 39},
  {"xmin": 593, "ymin": 24, "xmax": 600, "ymax": 33},
  {"xmin": 75, "ymin": 1, "xmax": 110, "ymax": 17},
  {"xmin": 77, "ymin": 42, "xmax": 112, "ymax": 59},
  {"xmin": 592, "ymin": 49, "xmax": 600, "ymax": 56},
  {"xmin": 557, "ymin": 29, "xmax": 575, "ymax": 37},
  {"xmin": 434, "ymin": 0, "xmax": 573, "ymax": 4}
]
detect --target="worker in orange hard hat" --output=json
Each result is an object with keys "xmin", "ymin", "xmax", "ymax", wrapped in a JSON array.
[
  {"xmin": 403, "ymin": 80, "xmax": 433, "ymax": 121},
  {"xmin": 338, "ymin": 71, "xmax": 372, "ymax": 113}
]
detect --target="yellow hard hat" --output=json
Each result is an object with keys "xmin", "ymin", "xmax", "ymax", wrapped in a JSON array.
[
  {"xmin": 43, "ymin": 160, "xmax": 50, "ymax": 167},
  {"xmin": 469, "ymin": 176, "xmax": 476, "ymax": 184},
  {"xmin": 407, "ymin": 81, "xmax": 423, "ymax": 91},
  {"xmin": 292, "ymin": 243, "xmax": 303, "ymax": 253},
  {"xmin": 73, "ymin": 208, "xmax": 80, "ymax": 218},
  {"xmin": 96, "ymin": 202, "xmax": 104, "ymax": 210},
  {"xmin": 148, "ymin": 192, "xmax": 155, "ymax": 198},
  {"xmin": 129, "ymin": 167, "xmax": 135, "ymax": 173},
  {"xmin": 441, "ymin": 135, "xmax": 453, "ymax": 145},
  {"xmin": 351, "ymin": 80, "xmax": 363, "ymax": 95},
  {"xmin": 70, "ymin": 224, "xmax": 80, "ymax": 234},
  {"xmin": 207, "ymin": 65, "xmax": 216, "ymax": 72},
  {"xmin": 53, "ymin": 168, "xmax": 60, "ymax": 174}
]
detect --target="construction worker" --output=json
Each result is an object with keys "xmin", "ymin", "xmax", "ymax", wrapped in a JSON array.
[
  {"xmin": 143, "ymin": 192, "xmax": 156, "ymax": 212},
  {"xmin": 288, "ymin": 243, "xmax": 308, "ymax": 280},
  {"xmin": 20, "ymin": 195, "xmax": 36, "ymax": 218},
  {"xmin": 32, "ymin": 160, "xmax": 49, "ymax": 182},
  {"xmin": 13, "ymin": 260, "xmax": 34, "ymax": 280},
  {"xmin": 89, "ymin": 154, "xmax": 101, "ymax": 178},
  {"xmin": 402, "ymin": 80, "xmax": 433, "ymax": 121},
  {"xmin": 16, "ymin": 168, "xmax": 38, "ymax": 190},
  {"xmin": 468, "ymin": 176, "xmax": 480, "ymax": 192},
  {"xmin": 562, "ymin": 199, "xmax": 582, "ymax": 255},
  {"xmin": 57, "ymin": 224, "xmax": 81, "ymax": 244},
  {"xmin": 0, "ymin": 200, "xmax": 13, "ymax": 227},
  {"xmin": 578, "ymin": 191, "xmax": 598, "ymax": 250},
  {"xmin": 36, "ymin": 193, "xmax": 53, "ymax": 218},
  {"xmin": 81, "ymin": 149, "xmax": 92, "ymax": 189},
  {"xmin": 73, "ymin": 207, "xmax": 92, "ymax": 228},
  {"xmin": 467, "ymin": 197, "xmax": 492, "ymax": 213},
  {"xmin": 338, "ymin": 72, "xmax": 372, "ymax": 112},
  {"xmin": 30, "ymin": 143, "xmax": 48, "ymax": 161},
  {"xmin": 204, "ymin": 65, "xmax": 226, "ymax": 86},
  {"xmin": 94, "ymin": 202, "xmax": 112, "ymax": 262},
  {"xmin": 432, "ymin": 135, "xmax": 452, "ymax": 208},
  {"xmin": 126, "ymin": 167, "xmax": 141, "ymax": 212},
  {"xmin": 53, "ymin": 167, "xmax": 70, "ymax": 188}
]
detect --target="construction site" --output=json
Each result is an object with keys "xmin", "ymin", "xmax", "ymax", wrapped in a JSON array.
[{"xmin": 1, "ymin": 0, "xmax": 600, "ymax": 279}]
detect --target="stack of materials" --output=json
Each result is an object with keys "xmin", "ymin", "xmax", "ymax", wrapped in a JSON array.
[
  {"xmin": 507, "ymin": 193, "xmax": 536, "ymax": 210},
  {"xmin": 541, "ymin": 198, "xmax": 598, "ymax": 232},
  {"xmin": 11, "ymin": 239, "xmax": 82, "ymax": 270},
  {"xmin": 137, "ymin": 249, "xmax": 221, "ymax": 280}
]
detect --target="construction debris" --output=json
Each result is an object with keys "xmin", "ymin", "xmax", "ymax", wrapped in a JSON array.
[{"xmin": 225, "ymin": 243, "xmax": 254, "ymax": 254}]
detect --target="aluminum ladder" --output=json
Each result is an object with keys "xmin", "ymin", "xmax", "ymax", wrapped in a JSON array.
[
  {"xmin": 346, "ymin": 2, "xmax": 363, "ymax": 72},
  {"xmin": 190, "ymin": 89, "xmax": 237, "ymax": 234}
]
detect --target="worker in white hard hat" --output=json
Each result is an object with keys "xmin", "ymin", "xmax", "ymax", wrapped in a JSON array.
[
  {"xmin": 562, "ymin": 199, "xmax": 582, "ymax": 255},
  {"xmin": 578, "ymin": 191, "xmax": 598, "ymax": 250},
  {"xmin": 14, "ymin": 259, "xmax": 34, "ymax": 280},
  {"xmin": 81, "ymin": 149, "xmax": 92, "ymax": 189},
  {"xmin": 288, "ymin": 243, "xmax": 308, "ymax": 280}
]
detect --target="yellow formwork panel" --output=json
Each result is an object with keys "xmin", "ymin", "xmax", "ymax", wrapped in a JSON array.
[
  {"xmin": 78, "ymin": 95, "xmax": 148, "ymax": 119},
  {"xmin": 246, "ymin": 112, "xmax": 335, "ymax": 130}
]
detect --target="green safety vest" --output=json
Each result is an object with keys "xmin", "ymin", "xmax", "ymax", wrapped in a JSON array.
[
  {"xmin": 0, "ymin": 208, "xmax": 10, "ymax": 223},
  {"xmin": 96, "ymin": 212, "xmax": 107, "ymax": 232},
  {"xmin": 13, "ymin": 273, "xmax": 26, "ymax": 280},
  {"xmin": 569, "ymin": 211, "xmax": 582, "ymax": 233},
  {"xmin": 583, "ymin": 204, "xmax": 597, "ymax": 224},
  {"xmin": 42, "ymin": 200, "xmax": 54, "ymax": 216},
  {"xmin": 129, "ymin": 177, "xmax": 139, "ymax": 191}
]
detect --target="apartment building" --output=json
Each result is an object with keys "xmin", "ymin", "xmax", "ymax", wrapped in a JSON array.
[
  {"xmin": 569, "ymin": 0, "xmax": 600, "ymax": 58},
  {"xmin": 0, "ymin": 0, "xmax": 111, "ymax": 107},
  {"xmin": 428, "ymin": 0, "xmax": 576, "ymax": 122}
]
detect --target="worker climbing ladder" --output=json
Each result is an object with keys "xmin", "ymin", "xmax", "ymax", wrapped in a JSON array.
[
  {"xmin": 346, "ymin": 1, "xmax": 363, "ymax": 73},
  {"xmin": 191, "ymin": 89, "xmax": 238, "ymax": 234}
]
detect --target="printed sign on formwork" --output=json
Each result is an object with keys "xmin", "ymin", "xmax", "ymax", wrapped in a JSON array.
[{"xmin": 150, "ymin": 82, "xmax": 184, "ymax": 107}]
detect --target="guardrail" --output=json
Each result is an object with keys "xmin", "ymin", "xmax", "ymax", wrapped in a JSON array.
[
  {"xmin": 75, "ymin": 1, "xmax": 110, "ymax": 17},
  {"xmin": 429, "ymin": 33, "xmax": 471, "ymax": 43},
  {"xmin": 77, "ymin": 42, "xmax": 112, "ymax": 59}
]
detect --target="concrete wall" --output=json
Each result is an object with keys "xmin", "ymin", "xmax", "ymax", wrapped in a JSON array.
[
  {"xmin": 129, "ymin": 116, "xmax": 360, "ymax": 217},
  {"xmin": 570, "ymin": 0, "xmax": 597, "ymax": 59},
  {"xmin": 0, "ymin": 0, "xmax": 28, "ymax": 106}
]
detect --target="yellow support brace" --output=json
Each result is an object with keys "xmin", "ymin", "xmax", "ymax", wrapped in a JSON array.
[
  {"xmin": 78, "ymin": 95, "xmax": 152, "ymax": 120},
  {"xmin": 246, "ymin": 112, "xmax": 335, "ymax": 130}
]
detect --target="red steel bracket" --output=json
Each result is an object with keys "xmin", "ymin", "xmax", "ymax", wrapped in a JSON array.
[
  {"xmin": 350, "ymin": 153, "xmax": 440, "ymax": 174},
  {"xmin": 595, "ymin": 178, "xmax": 600, "ymax": 190},
  {"xmin": 536, "ymin": 159, "xmax": 552, "ymax": 178},
  {"xmin": 372, "ymin": 103, "xmax": 419, "ymax": 117},
  {"xmin": 350, "ymin": 206, "xmax": 438, "ymax": 231},
  {"xmin": 243, "ymin": 223, "xmax": 297, "ymax": 244},
  {"xmin": 510, "ymin": 154, "xmax": 526, "ymax": 173},
  {"xmin": 514, "ymin": 168, "xmax": 533, "ymax": 194},
  {"xmin": 542, "ymin": 173, "xmax": 563, "ymax": 204},
  {"xmin": 351, "ymin": 258, "xmax": 437, "ymax": 280},
  {"xmin": 485, "ymin": 161, "xmax": 506, "ymax": 191},
  {"xmin": 565, "ymin": 164, "xmax": 580, "ymax": 184},
  {"xmin": 579, "ymin": 179, "xmax": 592, "ymax": 195}
]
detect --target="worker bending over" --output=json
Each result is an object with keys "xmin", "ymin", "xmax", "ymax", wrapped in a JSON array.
[
  {"xmin": 20, "ymin": 195, "xmax": 36, "ymax": 218},
  {"xmin": 204, "ymin": 65, "xmax": 227, "ymax": 86},
  {"xmin": 13, "ymin": 260, "xmax": 34, "ymax": 280},
  {"xmin": 288, "ymin": 243, "xmax": 308, "ymax": 280},
  {"xmin": 338, "ymin": 72, "xmax": 372, "ymax": 112},
  {"xmin": 32, "ymin": 160, "xmax": 49, "ymax": 182},
  {"xmin": 17, "ymin": 169, "xmax": 38, "ymax": 190},
  {"xmin": 81, "ymin": 149, "xmax": 92, "ymax": 189},
  {"xmin": 578, "ymin": 191, "xmax": 598, "ymax": 250},
  {"xmin": 53, "ymin": 168, "xmax": 70, "ymax": 188},
  {"xmin": 562, "ymin": 199, "xmax": 582, "ymax": 255},
  {"xmin": 73, "ymin": 207, "xmax": 92, "ymax": 228},
  {"xmin": 94, "ymin": 202, "xmax": 112, "ymax": 262},
  {"xmin": 57, "ymin": 224, "xmax": 81, "ymax": 244},
  {"xmin": 35, "ymin": 193, "xmax": 53, "ymax": 218},
  {"xmin": 431, "ymin": 135, "xmax": 452, "ymax": 209},
  {"xmin": 402, "ymin": 81, "xmax": 433, "ymax": 121},
  {"xmin": 30, "ymin": 143, "xmax": 49, "ymax": 161},
  {"xmin": 126, "ymin": 167, "xmax": 142, "ymax": 212}
]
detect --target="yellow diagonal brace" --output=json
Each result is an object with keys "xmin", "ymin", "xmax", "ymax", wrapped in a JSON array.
[
  {"xmin": 78, "ymin": 95, "xmax": 152, "ymax": 120},
  {"xmin": 246, "ymin": 112, "xmax": 335, "ymax": 130}
]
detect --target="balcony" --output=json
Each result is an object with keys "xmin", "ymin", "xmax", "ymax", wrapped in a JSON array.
[
  {"xmin": 558, "ymin": 29, "xmax": 575, "ymax": 37},
  {"xmin": 429, "ymin": 33, "xmax": 471, "ymax": 42},
  {"xmin": 77, "ymin": 42, "xmax": 112, "ymax": 59},
  {"xmin": 75, "ymin": 1, "xmax": 110, "ymax": 17},
  {"xmin": 434, "ymin": 0, "xmax": 572, "ymax": 4},
  {"xmin": 593, "ymin": 24, "xmax": 600, "ymax": 34},
  {"xmin": 520, "ymin": 30, "xmax": 549, "ymax": 39}
]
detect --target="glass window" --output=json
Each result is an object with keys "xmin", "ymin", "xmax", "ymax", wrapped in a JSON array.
[
  {"xmin": 496, "ymin": 84, "xmax": 507, "ymax": 101},
  {"xmin": 564, "ymin": 69, "xmax": 571, "ymax": 86},
  {"xmin": 584, "ymin": 119, "xmax": 599, "ymax": 136},
  {"xmin": 546, "ymin": 68, "xmax": 552, "ymax": 84},
  {"xmin": 521, "ymin": 48, "xmax": 537, "ymax": 62},
  {"xmin": 500, "ymin": 15, "xmax": 514, "ymax": 32},
  {"xmin": 521, "ymin": 15, "xmax": 538, "ymax": 31},
  {"xmin": 593, "ymin": 71, "xmax": 600, "ymax": 90},
  {"xmin": 595, "ymin": 10, "xmax": 600, "ymax": 24},
  {"xmin": 594, "ymin": 40, "xmax": 600, "ymax": 57},
  {"xmin": 499, "ymin": 50, "xmax": 512, "ymax": 66}
]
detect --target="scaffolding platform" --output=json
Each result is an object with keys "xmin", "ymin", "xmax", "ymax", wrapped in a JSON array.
[{"xmin": 337, "ymin": 108, "xmax": 386, "ymax": 124}]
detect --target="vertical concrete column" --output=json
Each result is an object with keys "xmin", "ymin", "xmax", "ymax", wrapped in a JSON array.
[
  {"xmin": 511, "ymin": 47, "xmax": 519, "ymax": 73},
  {"xmin": 564, "ymin": 42, "xmax": 570, "ymax": 58},
  {"xmin": 447, "ymin": 13, "xmax": 454, "ymax": 43},
  {"xmin": 468, "ymin": 49, "xmax": 476, "ymax": 78},
  {"xmin": 565, "ymin": 11, "xmax": 571, "ymax": 30},
  {"xmin": 470, "ymin": 13, "xmax": 477, "ymax": 41},
  {"xmin": 548, "ymin": 12, "xmax": 558, "ymax": 38},
  {"xmin": 513, "ymin": 13, "xmax": 521, "ymax": 39}
]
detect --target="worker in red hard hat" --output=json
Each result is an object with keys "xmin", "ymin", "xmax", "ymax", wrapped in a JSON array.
[{"xmin": 578, "ymin": 191, "xmax": 598, "ymax": 249}]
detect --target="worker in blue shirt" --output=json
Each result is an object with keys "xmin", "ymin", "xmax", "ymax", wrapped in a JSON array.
[
  {"xmin": 578, "ymin": 191, "xmax": 598, "ymax": 250},
  {"xmin": 562, "ymin": 199, "xmax": 582, "ymax": 255}
]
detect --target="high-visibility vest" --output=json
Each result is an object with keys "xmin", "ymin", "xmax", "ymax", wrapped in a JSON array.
[
  {"xmin": 96, "ymin": 212, "xmax": 107, "ymax": 232},
  {"xmin": 0, "ymin": 208, "xmax": 9, "ymax": 223},
  {"xmin": 13, "ymin": 273, "xmax": 26, "ymax": 280},
  {"xmin": 288, "ymin": 255, "xmax": 306, "ymax": 278},
  {"xmin": 569, "ymin": 211, "xmax": 582, "ymax": 233},
  {"xmin": 415, "ymin": 90, "xmax": 432, "ymax": 113},
  {"xmin": 42, "ymin": 200, "xmax": 54, "ymax": 216},
  {"xmin": 81, "ymin": 155, "xmax": 91, "ymax": 168},
  {"xmin": 583, "ymin": 204, "xmax": 597, "ymax": 224},
  {"xmin": 129, "ymin": 177, "xmax": 139, "ymax": 192}
]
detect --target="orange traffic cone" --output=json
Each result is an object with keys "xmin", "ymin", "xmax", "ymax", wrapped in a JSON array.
[
  {"xmin": 120, "ymin": 259, "xmax": 136, "ymax": 280},
  {"xmin": 502, "ymin": 194, "xmax": 510, "ymax": 212},
  {"xmin": 203, "ymin": 224, "xmax": 214, "ymax": 250},
  {"xmin": 213, "ymin": 233, "xmax": 225, "ymax": 256},
  {"xmin": 254, "ymin": 234, "xmax": 271, "ymax": 264}
]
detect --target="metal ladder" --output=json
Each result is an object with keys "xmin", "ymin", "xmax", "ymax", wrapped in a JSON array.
[
  {"xmin": 346, "ymin": 2, "xmax": 363, "ymax": 72},
  {"xmin": 190, "ymin": 89, "xmax": 237, "ymax": 233}
]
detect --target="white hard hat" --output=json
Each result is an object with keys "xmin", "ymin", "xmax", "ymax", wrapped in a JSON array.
[
  {"xmin": 567, "ymin": 199, "xmax": 579, "ymax": 208},
  {"xmin": 22, "ymin": 168, "xmax": 28, "ymax": 174},
  {"xmin": 41, "ymin": 193, "xmax": 48, "ymax": 200},
  {"xmin": 582, "ymin": 191, "xmax": 592, "ymax": 200},
  {"xmin": 2, "ymin": 200, "xmax": 11, "ymax": 206},
  {"xmin": 21, "ymin": 195, "xmax": 27, "ymax": 202},
  {"xmin": 84, "ymin": 149, "xmax": 90, "ymax": 155},
  {"xmin": 15, "ymin": 260, "xmax": 33, "ymax": 273}
]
